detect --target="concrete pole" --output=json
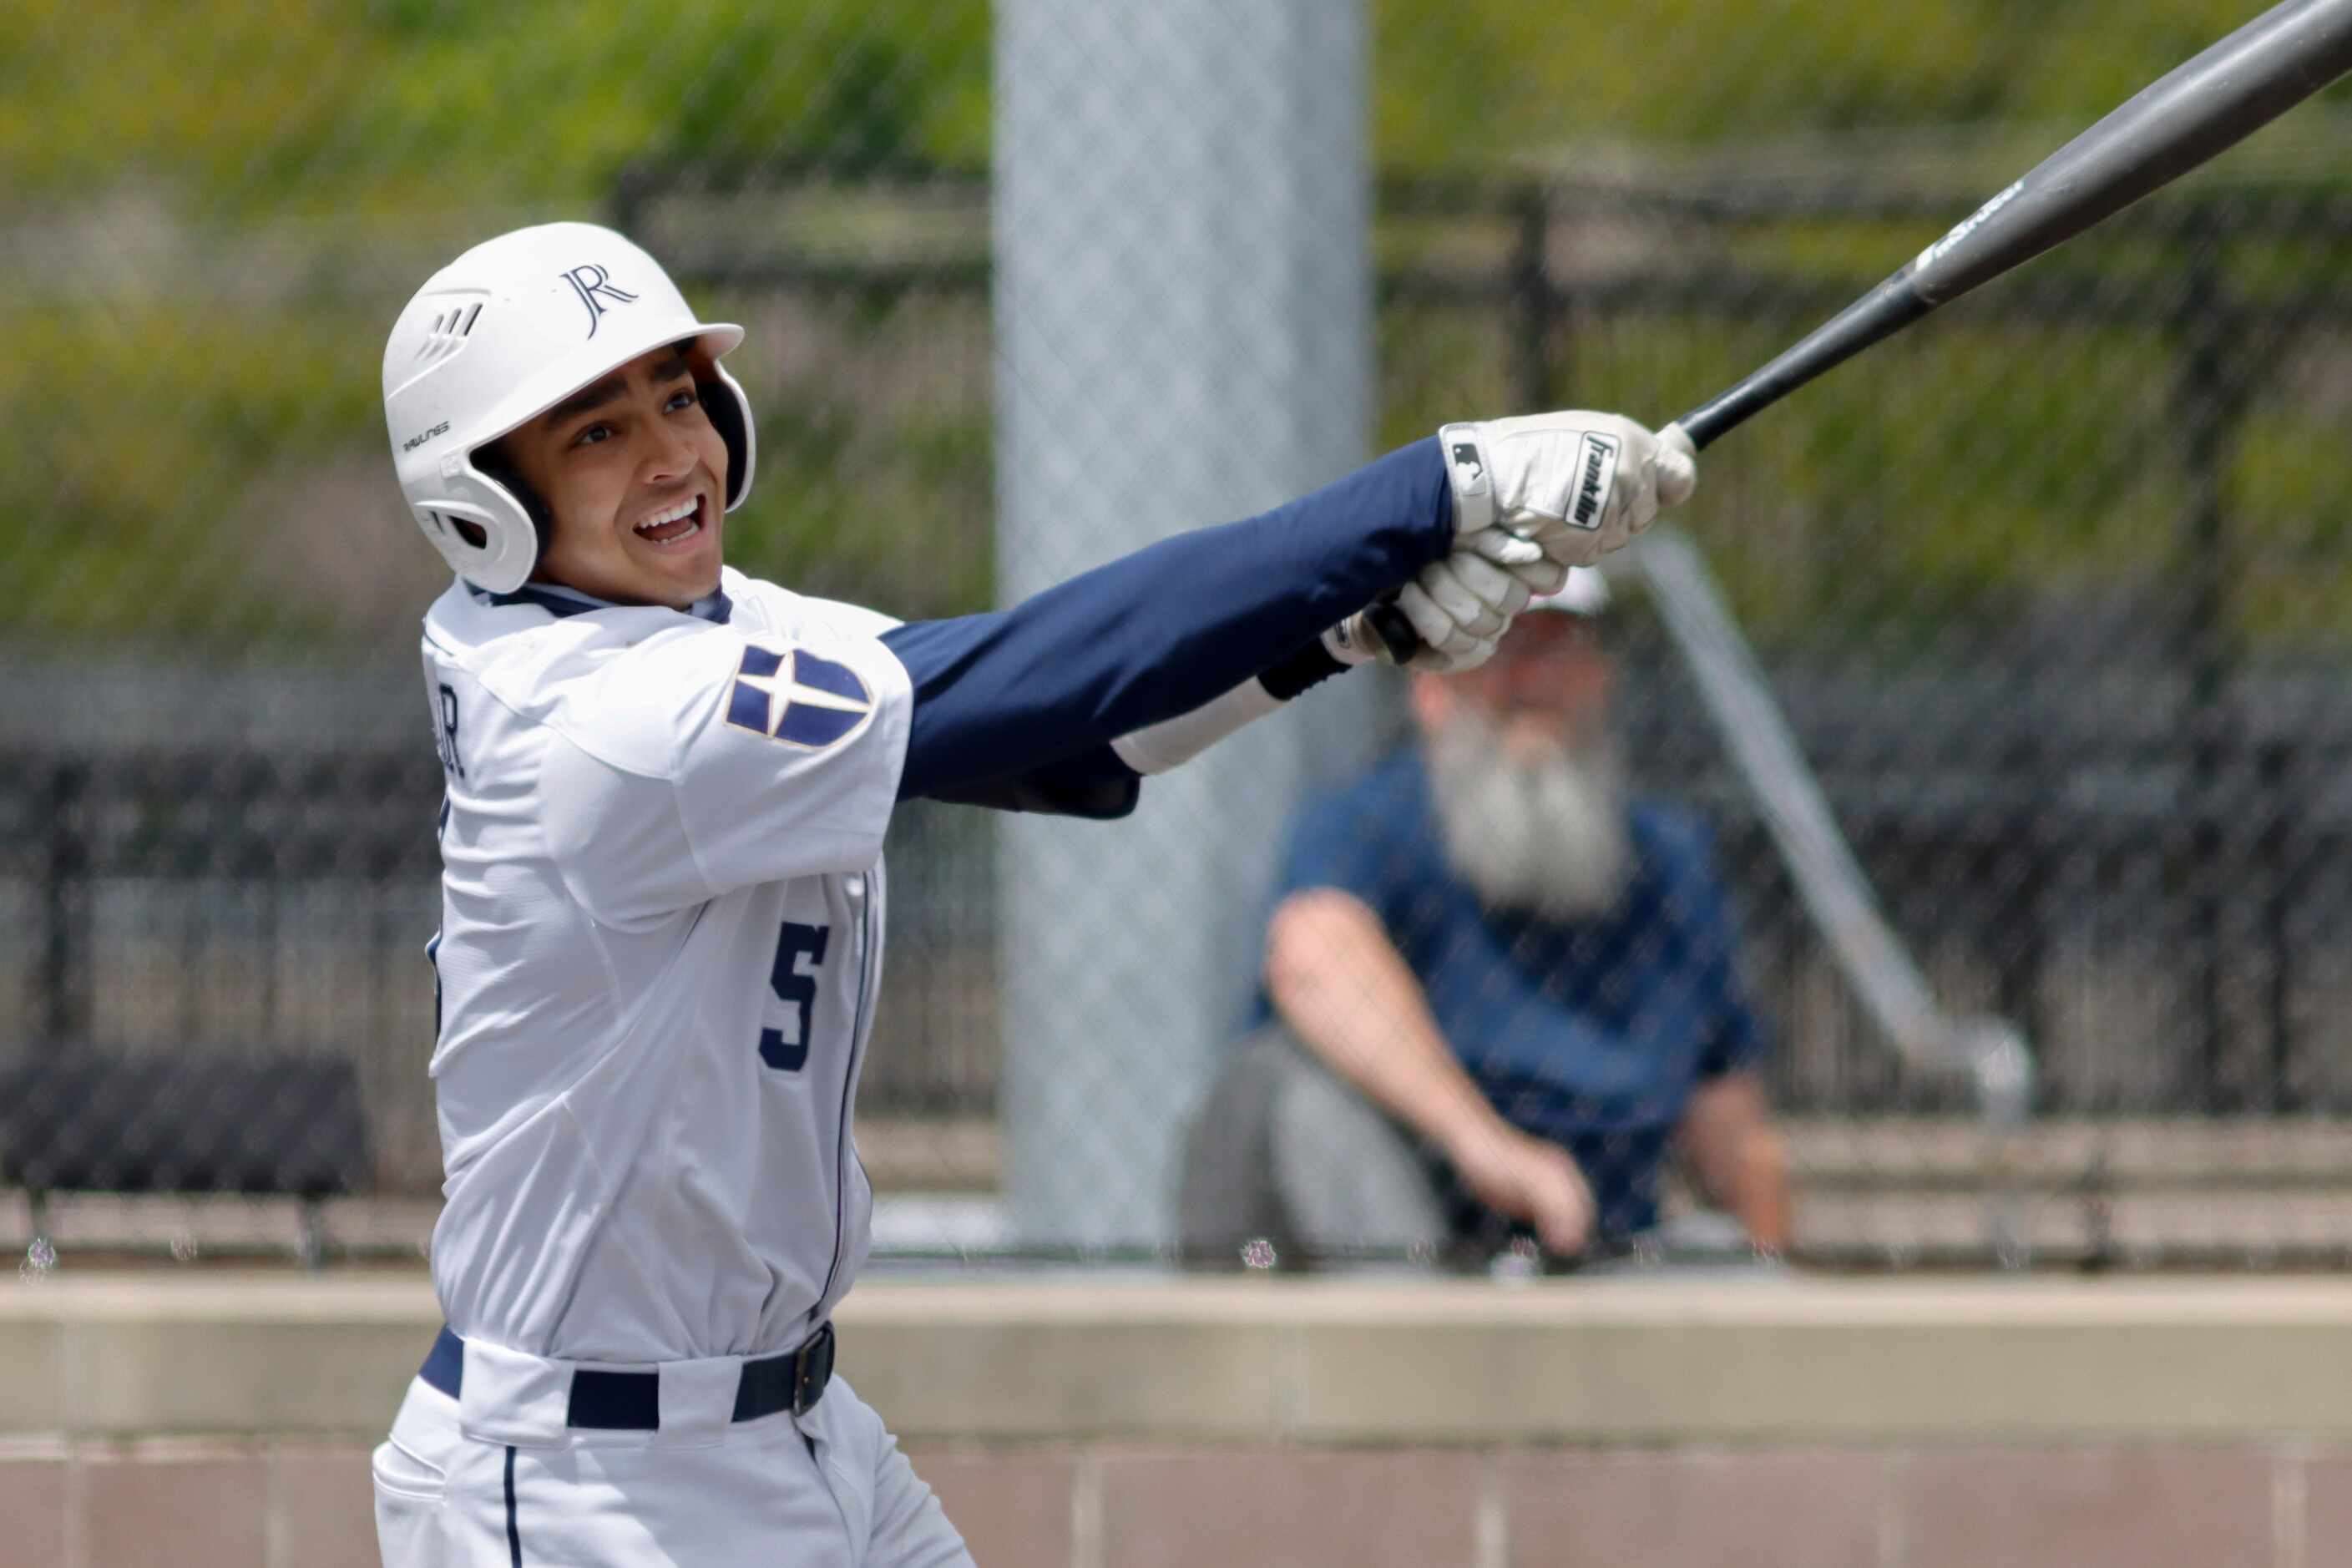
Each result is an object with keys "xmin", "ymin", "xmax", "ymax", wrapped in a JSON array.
[{"xmin": 994, "ymin": 0, "xmax": 1378, "ymax": 1246}]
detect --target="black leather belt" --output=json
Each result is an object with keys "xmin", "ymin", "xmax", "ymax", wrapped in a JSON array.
[{"xmin": 419, "ymin": 1323, "xmax": 836, "ymax": 1428}]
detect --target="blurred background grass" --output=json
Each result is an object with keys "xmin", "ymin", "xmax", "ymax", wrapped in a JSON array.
[{"xmin": 9, "ymin": 0, "xmax": 2352, "ymax": 652}]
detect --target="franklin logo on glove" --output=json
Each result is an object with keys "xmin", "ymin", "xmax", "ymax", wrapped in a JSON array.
[{"xmin": 1567, "ymin": 432, "xmax": 1621, "ymax": 531}]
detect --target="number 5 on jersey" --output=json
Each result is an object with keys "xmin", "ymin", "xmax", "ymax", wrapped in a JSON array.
[{"xmin": 760, "ymin": 922, "xmax": 830, "ymax": 1072}]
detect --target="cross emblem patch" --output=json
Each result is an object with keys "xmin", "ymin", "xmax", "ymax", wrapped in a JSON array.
[{"xmin": 723, "ymin": 645, "xmax": 876, "ymax": 750}]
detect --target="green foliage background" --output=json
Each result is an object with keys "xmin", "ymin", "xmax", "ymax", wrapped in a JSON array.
[{"xmin": 10, "ymin": 0, "xmax": 2352, "ymax": 650}]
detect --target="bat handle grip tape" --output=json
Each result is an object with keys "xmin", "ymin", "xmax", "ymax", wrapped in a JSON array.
[
  {"xmin": 1675, "ymin": 271, "xmax": 1932, "ymax": 453},
  {"xmin": 1670, "ymin": 406, "xmax": 1731, "ymax": 453},
  {"xmin": 1364, "ymin": 597, "xmax": 1424, "ymax": 666}
]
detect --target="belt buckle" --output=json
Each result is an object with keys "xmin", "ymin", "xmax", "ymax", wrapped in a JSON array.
[{"xmin": 792, "ymin": 1322, "xmax": 835, "ymax": 1417}]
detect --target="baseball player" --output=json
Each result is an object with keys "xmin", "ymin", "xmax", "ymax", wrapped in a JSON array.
[{"xmin": 369, "ymin": 220, "xmax": 1696, "ymax": 1565}]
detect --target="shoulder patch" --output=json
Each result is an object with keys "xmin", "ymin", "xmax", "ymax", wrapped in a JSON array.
[{"xmin": 723, "ymin": 644, "xmax": 877, "ymax": 751}]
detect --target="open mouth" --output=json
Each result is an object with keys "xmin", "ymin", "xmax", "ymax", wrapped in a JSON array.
[{"xmin": 632, "ymin": 494, "xmax": 707, "ymax": 548}]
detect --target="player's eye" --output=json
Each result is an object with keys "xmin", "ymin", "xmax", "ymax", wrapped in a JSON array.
[
  {"xmin": 571, "ymin": 422, "xmax": 615, "ymax": 448},
  {"xmin": 665, "ymin": 386, "xmax": 699, "ymax": 413}
]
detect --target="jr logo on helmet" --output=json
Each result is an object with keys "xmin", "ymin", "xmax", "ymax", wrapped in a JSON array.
[{"xmin": 562, "ymin": 264, "xmax": 640, "ymax": 339}]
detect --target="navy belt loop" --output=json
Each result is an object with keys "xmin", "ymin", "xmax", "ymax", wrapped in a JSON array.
[
  {"xmin": 568, "ymin": 1368, "xmax": 661, "ymax": 1430},
  {"xmin": 417, "ymin": 1324, "xmax": 833, "ymax": 1426},
  {"xmin": 421, "ymin": 1325, "xmax": 465, "ymax": 1399}
]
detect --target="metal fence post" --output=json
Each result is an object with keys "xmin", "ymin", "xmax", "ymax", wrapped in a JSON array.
[
  {"xmin": 39, "ymin": 758, "xmax": 86, "ymax": 1044},
  {"xmin": 1509, "ymin": 181, "xmax": 1554, "ymax": 409},
  {"xmin": 994, "ymin": 0, "xmax": 1375, "ymax": 1247},
  {"xmin": 2258, "ymin": 737, "xmax": 2297, "ymax": 1111},
  {"xmin": 2175, "ymin": 212, "xmax": 2236, "ymax": 1110}
]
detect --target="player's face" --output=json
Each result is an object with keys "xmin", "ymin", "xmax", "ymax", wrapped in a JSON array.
[{"xmin": 503, "ymin": 343, "xmax": 731, "ymax": 609}]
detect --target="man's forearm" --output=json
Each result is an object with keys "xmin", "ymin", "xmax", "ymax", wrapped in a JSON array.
[
  {"xmin": 1269, "ymin": 888, "xmax": 1610, "ymax": 1255},
  {"xmin": 1717, "ymin": 1151, "xmax": 1793, "ymax": 1254},
  {"xmin": 1265, "ymin": 889, "xmax": 1504, "ymax": 1158},
  {"xmin": 884, "ymin": 440, "xmax": 1451, "ymax": 800},
  {"xmin": 1722, "ymin": 1142, "xmax": 1787, "ymax": 1250},
  {"xmin": 1681, "ymin": 1075, "xmax": 1793, "ymax": 1252}
]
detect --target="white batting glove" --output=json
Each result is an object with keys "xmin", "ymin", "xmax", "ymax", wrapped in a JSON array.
[
  {"xmin": 1327, "ymin": 596, "xmax": 1503, "ymax": 674},
  {"xmin": 1422, "ymin": 524, "xmax": 1574, "ymax": 626},
  {"xmin": 1324, "ymin": 527, "xmax": 1562, "ymax": 673},
  {"xmin": 1440, "ymin": 412, "xmax": 1697, "ymax": 568},
  {"xmin": 1336, "ymin": 524, "xmax": 1576, "ymax": 674},
  {"xmin": 1330, "ymin": 422, "xmax": 1674, "ymax": 674},
  {"xmin": 1387, "ymin": 526, "xmax": 1550, "ymax": 670},
  {"xmin": 1390, "ymin": 573, "xmax": 1507, "ymax": 671}
]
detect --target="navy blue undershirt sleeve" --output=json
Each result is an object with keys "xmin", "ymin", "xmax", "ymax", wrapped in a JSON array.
[
  {"xmin": 919, "ymin": 746, "xmax": 1144, "ymax": 819},
  {"xmin": 921, "ymin": 636, "xmax": 1359, "ymax": 818},
  {"xmin": 883, "ymin": 438, "xmax": 1453, "ymax": 802}
]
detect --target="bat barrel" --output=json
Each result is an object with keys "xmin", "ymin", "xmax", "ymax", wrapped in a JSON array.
[
  {"xmin": 1911, "ymin": 0, "xmax": 2352, "ymax": 303},
  {"xmin": 1677, "ymin": 0, "xmax": 2352, "ymax": 452}
]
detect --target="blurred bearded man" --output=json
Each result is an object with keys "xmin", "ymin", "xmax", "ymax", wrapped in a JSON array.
[
  {"xmin": 1421, "ymin": 633, "xmax": 1632, "ymax": 922},
  {"xmin": 1181, "ymin": 570, "xmax": 1792, "ymax": 1264}
]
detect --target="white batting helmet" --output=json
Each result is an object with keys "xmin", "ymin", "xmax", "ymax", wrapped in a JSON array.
[{"xmin": 382, "ymin": 222, "xmax": 756, "ymax": 592}]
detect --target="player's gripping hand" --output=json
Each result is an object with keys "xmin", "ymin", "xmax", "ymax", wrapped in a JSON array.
[
  {"xmin": 1442, "ymin": 411, "xmax": 1698, "ymax": 569},
  {"xmin": 1326, "ymin": 586, "xmax": 1500, "ymax": 673},
  {"xmin": 1445, "ymin": 1121, "xmax": 1596, "ymax": 1257},
  {"xmin": 1399, "ymin": 524, "xmax": 1567, "ymax": 661},
  {"xmin": 1318, "ymin": 529, "xmax": 1550, "ymax": 673},
  {"xmin": 1328, "ymin": 526, "xmax": 1564, "ymax": 673},
  {"xmin": 1346, "ymin": 412, "xmax": 1697, "ymax": 670}
]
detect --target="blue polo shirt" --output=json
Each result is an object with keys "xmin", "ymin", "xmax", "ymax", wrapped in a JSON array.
[{"xmin": 1262, "ymin": 746, "xmax": 1766, "ymax": 1239}]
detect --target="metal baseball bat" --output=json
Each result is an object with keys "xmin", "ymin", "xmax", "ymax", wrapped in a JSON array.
[
  {"xmin": 1369, "ymin": 0, "xmax": 2352, "ymax": 664},
  {"xmin": 1672, "ymin": 0, "xmax": 2352, "ymax": 452}
]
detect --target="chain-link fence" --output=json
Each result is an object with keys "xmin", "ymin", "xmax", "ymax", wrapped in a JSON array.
[{"xmin": 11, "ymin": 0, "xmax": 2352, "ymax": 1272}]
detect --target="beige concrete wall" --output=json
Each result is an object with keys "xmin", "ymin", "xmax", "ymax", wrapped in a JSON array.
[{"xmin": 6, "ymin": 1273, "xmax": 2352, "ymax": 1566}]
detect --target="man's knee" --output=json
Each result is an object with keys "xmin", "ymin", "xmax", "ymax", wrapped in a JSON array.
[
  {"xmin": 1176, "ymin": 1024, "xmax": 1304, "ymax": 1258},
  {"xmin": 1259, "ymin": 1030, "xmax": 1452, "ymax": 1255}
]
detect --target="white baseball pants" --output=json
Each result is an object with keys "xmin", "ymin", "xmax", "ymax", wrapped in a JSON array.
[{"xmin": 372, "ymin": 1363, "xmax": 971, "ymax": 1566}]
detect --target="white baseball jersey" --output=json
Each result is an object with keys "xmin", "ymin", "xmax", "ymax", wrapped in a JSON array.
[{"xmin": 418, "ymin": 564, "xmax": 912, "ymax": 1364}]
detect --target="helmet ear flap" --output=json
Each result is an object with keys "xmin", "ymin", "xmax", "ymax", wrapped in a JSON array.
[
  {"xmin": 696, "ymin": 362, "xmax": 756, "ymax": 510},
  {"xmin": 471, "ymin": 443, "xmax": 554, "ymax": 566}
]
